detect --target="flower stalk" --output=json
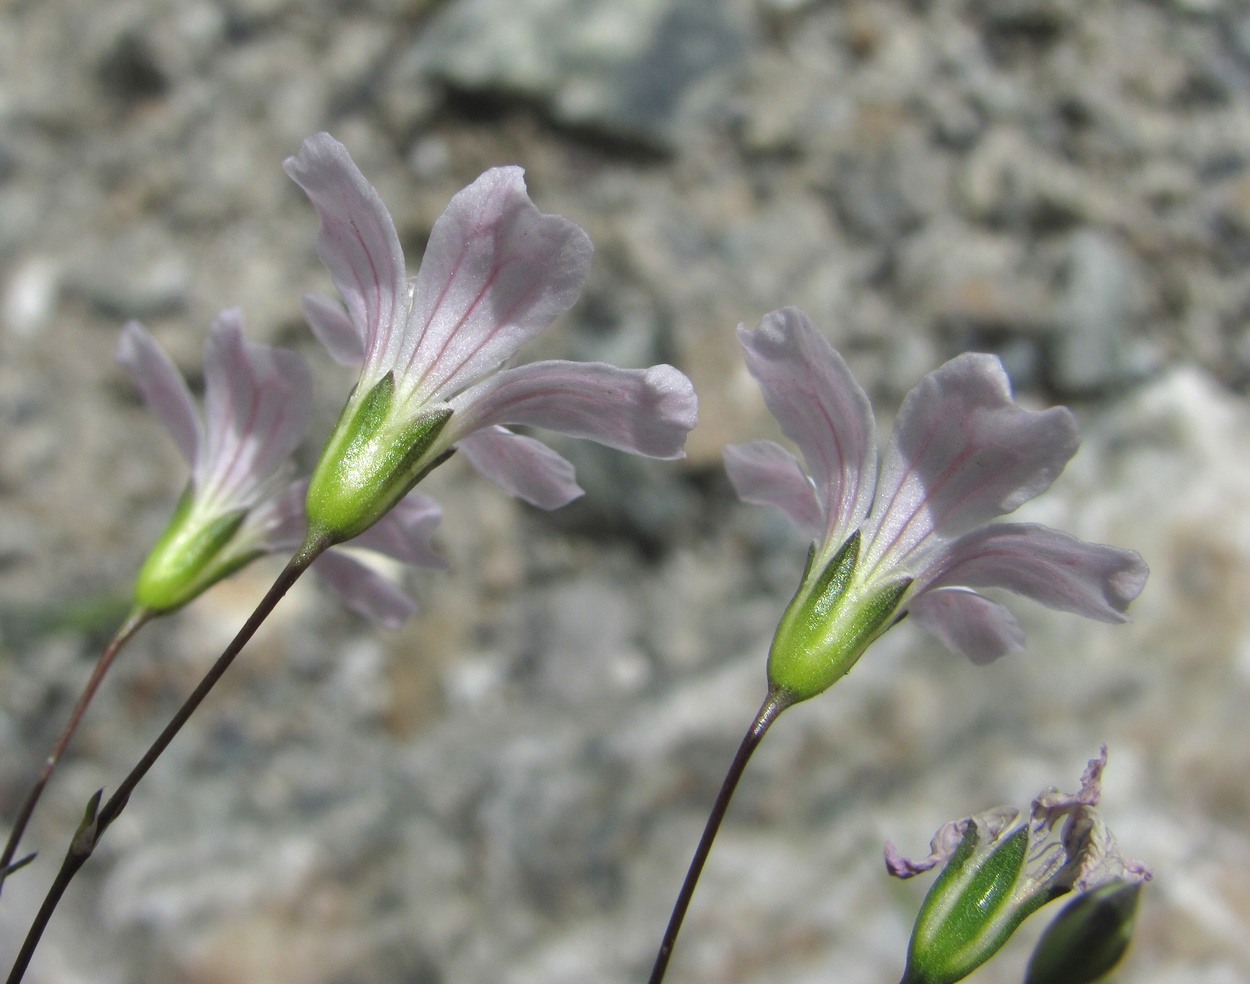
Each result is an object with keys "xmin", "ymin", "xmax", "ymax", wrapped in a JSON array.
[
  {"xmin": 0, "ymin": 609, "xmax": 152, "ymax": 897},
  {"xmin": 647, "ymin": 690, "xmax": 793, "ymax": 984},
  {"xmin": 5, "ymin": 536, "xmax": 328, "ymax": 984}
]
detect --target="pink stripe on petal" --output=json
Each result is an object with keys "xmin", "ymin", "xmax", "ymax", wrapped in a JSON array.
[
  {"xmin": 448, "ymin": 360, "xmax": 697, "ymax": 460},
  {"xmin": 199, "ymin": 310, "xmax": 312, "ymax": 507},
  {"xmin": 917, "ymin": 523, "xmax": 1148, "ymax": 622},
  {"xmin": 284, "ymin": 133, "xmax": 407, "ymax": 377},
  {"xmin": 866, "ymin": 353, "xmax": 1079, "ymax": 576},
  {"xmin": 737, "ymin": 308, "xmax": 877, "ymax": 551},
  {"xmin": 400, "ymin": 167, "xmax": 593, "ymax": 402}
]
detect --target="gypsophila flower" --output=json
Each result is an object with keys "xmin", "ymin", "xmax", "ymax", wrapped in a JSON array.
[
  {"xmin": 284, "ymin": 132, "xmax": 697, "ymax": 543},
  {"xmin": 724, "ymin": 307, "xmax": 1148, "ymax": 702},
  {"xmin": 885, "ymin": 747, "xmax": 1151, "ymax": 984},
  {"xmin": 121, "ymin": 313, "xmax": 443, "ymax": 624}
]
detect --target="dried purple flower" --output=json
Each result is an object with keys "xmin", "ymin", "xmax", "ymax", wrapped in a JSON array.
[
  {"xmin": 885, "ymin": 748, "xmax": 1151, "ymax": 984},
  {"xmin": 724, "ymin": 307, "xmax": 1147, "ymax": 701}
]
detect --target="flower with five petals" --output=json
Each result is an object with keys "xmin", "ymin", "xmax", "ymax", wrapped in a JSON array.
[
  {"xmin": 724, "ymin": 307, "xmax": 1148, "ymax": 703},
  {"xmin": 284, "ymin": 133, "xmax": 698, "ymax": 545}
]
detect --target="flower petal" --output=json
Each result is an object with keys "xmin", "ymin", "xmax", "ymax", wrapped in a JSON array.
[
  {"xmin": 865, "ymin": 354, "xmax": 1079, "ymax": 576},
  {"xmin": 908, "ymin": 586, "xmax": 1027, "ymax": 664},
  {"xmin": 737, "ymin": 308, "xmax": 877, "ymax": 551},
  {"xmin": 457, "ymin": 425, "xmax": 583, "ymax": 509},
  {"xmin": 448, "ymin": 360, "xmax": 697, "ymax": 460},
  {"xmin": 919, "ymin": 524, "xmax": 1148, "ymax": 623},
  {"xmin": 723, "ymin": 440, "xmax": 823, "ymax": 539},
  {"xmin": 312, "ymin": 549, "xmax": 416, "ymax": 628},
  {"xmin": 118, "ymin": 321, "xmax": 201, "ymax": 464},
  {"xmin": 399, "ymin": 167, "xmax": 593, "ymax": 402},
  {"xmin": 350, "ymin": 492, "xmax": 446, "ymax": 568},
  {"xmin": 302, "ymin": 293, "xmax": 365, "ymax": 368},
  {"xmin": 284, "ymin": 133, "xmax": 407, "ymax": 378},
  {"xmin": 198, "ymin": 310, "xmax": 313, "ymax": 506}
]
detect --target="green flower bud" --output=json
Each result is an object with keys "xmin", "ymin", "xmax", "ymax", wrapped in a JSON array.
[
  {"xmin": 133, "ymin": 490, "xmax": 255, "ymax": 613},
  {"xmin": 767, "ymin": 530, "xmax": 911, "ymax": 701},
  {"xmin": 306, "ymin": 373, "xmax": 453, "ymax": 543},
  {"xmin": 1025, "ymin": 880, "xmax": 1143, "ymax": 984}
]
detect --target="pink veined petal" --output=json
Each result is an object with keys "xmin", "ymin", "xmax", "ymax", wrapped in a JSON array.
[
  {"xmin": 312, "ymin": 549, "xmax": 416, "ymax": 628},
  {"xmin": 447, "ymin": 360, "xmax": 697, "ymax": 460},
  {"xmin": 118, "ymin": 321, "xmax": 201, "ymax": 464},
  {"xmin": 723, "ymin": 440, "xmax": 823, "ymax": 540},
  {"xmin": 399, "ymin": 167, "xmax": 593, "ymax": 403},
  {"xmin": 350, "ymin": 492, "xmax": 447, "ymax": 568},
  {"xmin": 284, "ymin": 133, "xmax": 407, "ymax": 378},
  {"xmin": 908, "ymin": 586, "xmax": 1027, "ymax": 664},
  {"xmin": 917, "ymin": 523, "xmax": 1148, "ymax": 622},
  {"xmin": 865, "ymin": 353, "xmax": 1079, "ymax": 576},
  {"xmin": 198, "ymin": 310, "xmax": 313, "ymax": 506},
  {"xmin": 457, "ymin": 425, "xmax": 584, "ymax": 510},
  {"xmin": 737, "ymin": 308, "xmax": 877, "ymax": 550},
  {"xmin": 302, "ymin": 293, "xmax": 366, "ymax": 368}
]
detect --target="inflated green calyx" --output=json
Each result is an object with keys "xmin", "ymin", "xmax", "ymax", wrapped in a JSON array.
[{"xmin": 306, "ymin": 373, "xmax": 453, "ymax": 543}]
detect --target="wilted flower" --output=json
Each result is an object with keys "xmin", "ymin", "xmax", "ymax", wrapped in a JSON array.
[
  {"xmin": 121, "ymin": 313, "xmax": 442, "ymax": 625},
  {"xmin": 284, "ymin": 132, "xmax": 697, "ymax": 544},
  {"xmin": 885, "ymin": 747, "xmax": 1151, "ymax": 984},
  {"xmin": 724, "ymin": 307, "xmax": 1147, "ymax": 702}
]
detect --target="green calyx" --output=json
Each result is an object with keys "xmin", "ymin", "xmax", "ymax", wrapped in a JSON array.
[
  {"xmin": 306, "ymin": 372, "xmax": 454, "ymax": 544},
  {"xmin": 133, "ymin": 489, "xmax": 258, "ymax": 613},
  {"xmin": 904, "ymin": 822, "xmax": 1062, "ymax": 984},
  {"xmin": 766, "ymin": 529, "xmax": 911, "ymax": 702},
  {"xmin": 1025, "ymin": 881, "xmax": 1143, "ymax": 984}
]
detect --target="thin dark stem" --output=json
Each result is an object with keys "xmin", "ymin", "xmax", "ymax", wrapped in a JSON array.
[
  {"xmin": 6, "ymin": 537, "xmax": 327, "ymax": 984},
  {"xmin": 647, "ymin": 688, "xmax": 793, "ymax": 984},
  {"xmin": 0, "ymin": 609, "xmax": 152, "ymax": 896}
]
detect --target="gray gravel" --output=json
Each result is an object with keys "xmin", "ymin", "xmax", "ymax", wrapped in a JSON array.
[{"xmin": 3, "ymin": 0, "xmax": 1250, "ymax": 981}]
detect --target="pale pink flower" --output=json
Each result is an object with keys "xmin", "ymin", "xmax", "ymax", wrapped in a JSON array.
[
  {"xmin": 120, "ymin": 313, "xmax": 441, "ymax": 625},
  {"xmin": 283, "ymin": 133, "xmax": 697, "ymax": 541},
  {"xmin": 724, "ymin": 307, "xmax": 1147, "ymax": 698}
]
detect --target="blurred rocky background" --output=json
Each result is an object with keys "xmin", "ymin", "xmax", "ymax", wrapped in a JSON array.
[{"xmin": 2, "ymin": 0, "xmax": 1249, "ymax": 981}]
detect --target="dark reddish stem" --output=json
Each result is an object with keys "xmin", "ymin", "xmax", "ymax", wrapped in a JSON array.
[
  {"xmin": 5, "ymin": 537, "xmax": 327, "ymax": 984},
  {"xmin": 0, "ymin": 609, "xmax": 152, "ymax": 896},
  {"xmin": 647, "ymin": 689, "xmax": 792, "ymax": 984}
]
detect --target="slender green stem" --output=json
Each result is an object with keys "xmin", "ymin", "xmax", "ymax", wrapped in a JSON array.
[
  {"xmin": 0, "ymin": 609, "xmax": 152, "ymax": 897},
  {"xmin": 5, "ymin": 537, "xmax": 327, "ymax": 984},
  {"xmin": 647, "ymin": 689, "xmax": 792, "ymax": 984}
]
